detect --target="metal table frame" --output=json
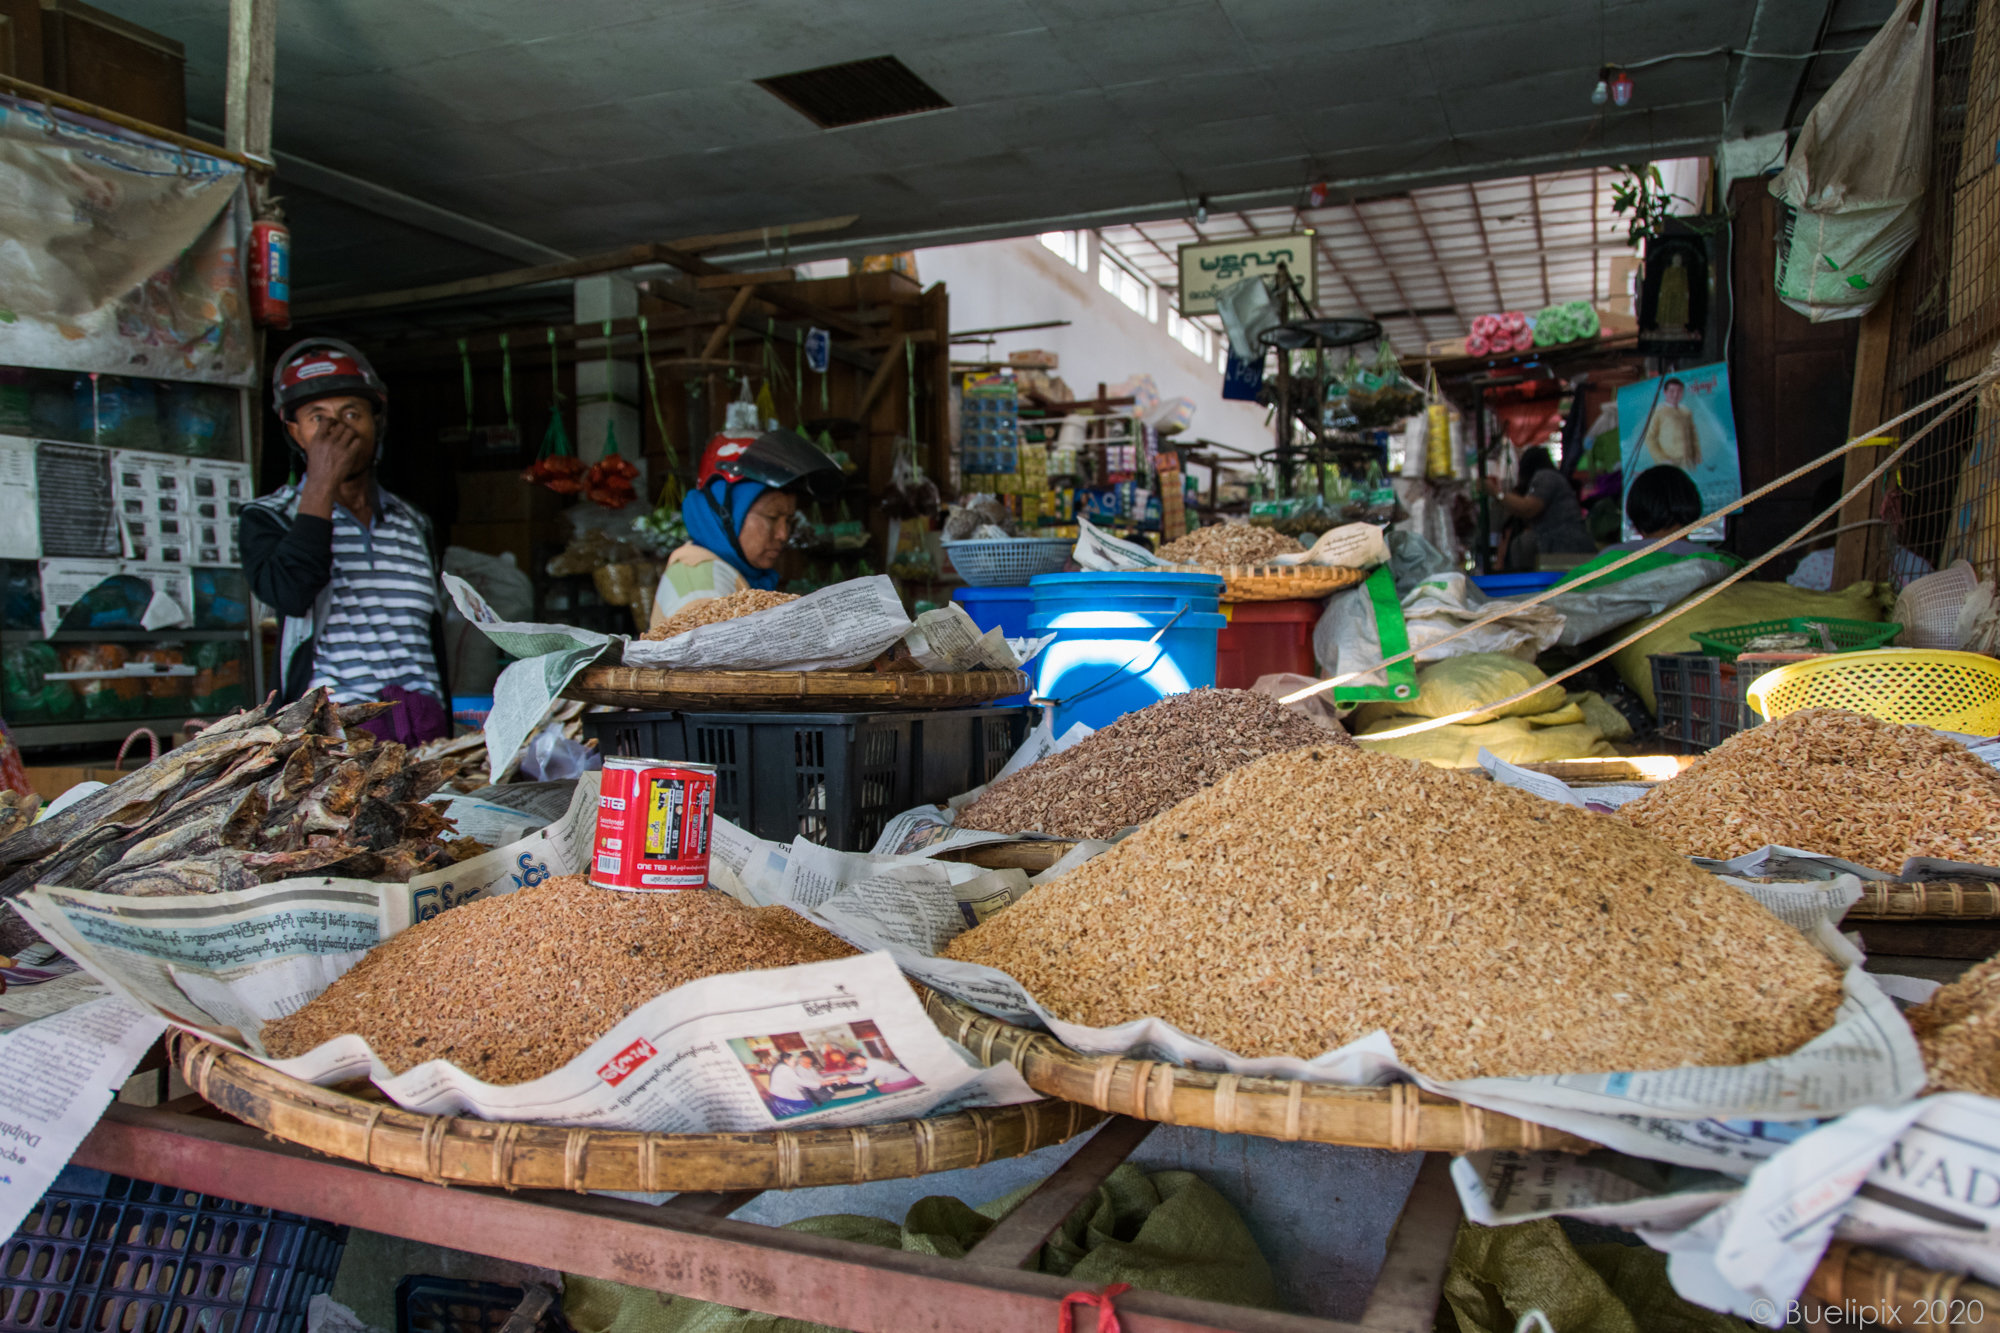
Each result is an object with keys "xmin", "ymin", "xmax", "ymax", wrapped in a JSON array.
[{"xmin": 76, "ymin": 1104, "xmax": 1463, "ymax": 1333}]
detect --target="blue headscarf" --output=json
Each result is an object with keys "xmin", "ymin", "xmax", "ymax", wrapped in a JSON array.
[{"xmin": 682, "ymin": 478, "xmax": 781, "ymax": 590}]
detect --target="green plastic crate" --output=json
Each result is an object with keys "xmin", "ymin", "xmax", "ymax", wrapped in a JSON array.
[{"xmin": 1689, "ymin": 617, "xmax": 1901, "ymax": 662}]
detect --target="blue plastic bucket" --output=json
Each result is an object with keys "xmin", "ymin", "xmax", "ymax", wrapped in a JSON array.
[
  {"xmin": 1028, "ymin": 571, "xmax": 1225, "ymax": 734},
  {"xmin": 952, "ymin": 586, "xmax": 1035, "ymax": 705}
]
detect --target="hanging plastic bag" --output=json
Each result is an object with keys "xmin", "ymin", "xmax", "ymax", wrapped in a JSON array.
[{"xmin": 1767, "ymin": 0, "xmax": 1933, "ymax": 320}]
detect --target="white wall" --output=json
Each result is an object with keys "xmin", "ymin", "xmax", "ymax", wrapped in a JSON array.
[{"xmin": 910, "ymin": 235, "xmax": 1274, "ymax": 461}]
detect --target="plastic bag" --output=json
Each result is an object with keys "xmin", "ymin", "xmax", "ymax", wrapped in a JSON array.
[
  {"xmin": 1352, "ymin": 653, "xmax": 1565, "ymax": 726},
  {"xmin": 1767, "ymin": 0, "xmax": 1933, "ymax": 320},
  {"xmin": 519, "ymin": 728, "xmax": 600, "ymax": 782}
]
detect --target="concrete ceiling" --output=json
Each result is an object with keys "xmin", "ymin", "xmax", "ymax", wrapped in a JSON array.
[{"xmin": 98, "ymin": 0, "xmax": 1898, "ymax": 302}]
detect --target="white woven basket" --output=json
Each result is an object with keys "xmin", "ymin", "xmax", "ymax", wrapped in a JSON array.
[{"xmin": 943, "ymin": 538, "xmax": 1072, "ymax": 587}]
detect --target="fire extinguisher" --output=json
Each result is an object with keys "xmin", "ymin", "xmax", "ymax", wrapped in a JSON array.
[{"xmin": 248, "ymin": 219, "xmax": 291, "ymax": 329}]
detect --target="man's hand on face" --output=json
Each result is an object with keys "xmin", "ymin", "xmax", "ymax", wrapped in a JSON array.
[{"xmin": 302, "ymin": 413, "xmax": 371, "ymax": 483}]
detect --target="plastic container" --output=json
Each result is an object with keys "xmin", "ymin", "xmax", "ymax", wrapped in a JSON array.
[
  {"xmin": 1029, "ymin": 571, "xmax": 1225, "ymax": 735},
  {"xmin": 0, "ymin": 1166, "xmax": 348, "ymax": 1333},
  {"xmin": 1215, "ymin": 599, "xmax": 1321, "ymax": 689},
  {"xmin": 396, "ymin": 1277, "xmax": 562, "ymax": 1333},
  {"xmin": 583, "ymin": 707, "xmax": 1030, "ymax": 851},
  {"xmin": 1745, "ymin": 648, "xmax": 2000, "ymax": 734},
  {"xmin": 1469, "ymin": 571, "xmax": 1563, "ymax": 596},
  {"xmin": 951, "ymin": 585, "xmax": 1034, "ymax": 705},
  {"xmin": 1651, "ymin": 652, "xmax": 1755, "ymax": 752},
  {"xmin": 1688, "ymin": 616, "xmax": 1901, "ymax": 662},
  {"xmin": 942, "ymin": 538, "xmax": 1071, "ymax": 587}
]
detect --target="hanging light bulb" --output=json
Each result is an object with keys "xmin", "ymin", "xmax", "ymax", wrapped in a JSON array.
[
  {"xmin": 1195, "ymin": 193, "xmax": 1210, "ymax": 225},
  {"xmin": 1610, "ymin": 69, "xmax": 1634, "ymax": 106},
  {"xmin": 1591, "ymin": 66, "xmax": 1610, "ymax": 105}
]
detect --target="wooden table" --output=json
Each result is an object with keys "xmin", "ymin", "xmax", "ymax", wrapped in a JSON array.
[{"xmin": 73, "ymin": 1103, "xmax": 1463, "ymax": 1333}]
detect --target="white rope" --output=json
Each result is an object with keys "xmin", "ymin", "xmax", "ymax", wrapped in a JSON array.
[
  {"xmin": 1341, "ymin": 379, "xmax": 1989, "ymax": 743},
  {"xmin": 1282, "ymin": 357, "xmax": 1999, "ymax": 710}
]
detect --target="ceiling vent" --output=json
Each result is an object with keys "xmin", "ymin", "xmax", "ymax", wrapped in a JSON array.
[{"xmin": 756, "ymin": 55, "xmax": 951, "ymax": 129}]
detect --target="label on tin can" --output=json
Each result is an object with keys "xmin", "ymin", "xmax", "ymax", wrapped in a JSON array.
[{"xmin": 591, "ymin": 757, "xmax": 716, "ymax": 891}]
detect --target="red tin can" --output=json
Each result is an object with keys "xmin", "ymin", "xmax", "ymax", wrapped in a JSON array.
[{"xmin": 591, "ymin": 757, "xmax": 716, "ymax": 891}]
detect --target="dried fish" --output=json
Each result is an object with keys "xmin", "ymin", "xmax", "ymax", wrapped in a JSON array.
[{"xmin": 0, "ymin": 686, "xmax": 476, "ymax": 913}]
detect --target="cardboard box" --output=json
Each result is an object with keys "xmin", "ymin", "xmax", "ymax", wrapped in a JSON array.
[
  {"xmin": 458, "ymin": 470, "xmax": 557, "ymax": 524},
  {"xmin": 1008, "ymin": 349, "xmax": 1059, "ymax": 369},
  {"xmin": 450, "ymin": 522, "xmax": 537, "ymax": 576}
]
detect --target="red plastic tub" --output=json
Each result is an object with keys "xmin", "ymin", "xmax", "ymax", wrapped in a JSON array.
[{"xmin": 1215, "ymin": 599, "xmax": 1322, "ymax": 689}]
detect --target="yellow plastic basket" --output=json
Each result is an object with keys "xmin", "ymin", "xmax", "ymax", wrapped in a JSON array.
[{"xmin": 1744, "ymin": 649, "xmax": 2000, "ymax": 734}]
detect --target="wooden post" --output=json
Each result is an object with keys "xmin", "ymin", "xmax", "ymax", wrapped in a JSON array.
[
  {"xmin": 224, "ymin": 0, "xmax": 278, "ymax": 160},
  {"xmin": 1832, "ymin": 295, "xmax": 1899, "ymax": 588}
]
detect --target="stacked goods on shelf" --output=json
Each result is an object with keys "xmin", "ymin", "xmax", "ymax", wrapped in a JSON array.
[
  {"xmin": 1466, "ymin": 311, "xmax": 1533, "ymax": 357},
  {"xmin": 1530, "ymin": 301, "xmax": 1602, "ymax": 346}
]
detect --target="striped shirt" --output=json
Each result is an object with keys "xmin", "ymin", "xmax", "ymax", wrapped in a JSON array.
[{"xmin": 308, "ymin": 494, "xmax": 441, "ymax": 703}]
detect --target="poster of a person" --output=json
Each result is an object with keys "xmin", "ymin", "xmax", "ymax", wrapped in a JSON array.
[{"xmin": 1616, "ymin": 362, "xmax": 1741, "ymax": 542}]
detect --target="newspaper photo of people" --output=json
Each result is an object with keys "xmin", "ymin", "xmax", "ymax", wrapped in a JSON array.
[{"xmin": 729, "ymin": 1021, "xmax": 922, "ymax": 1120}]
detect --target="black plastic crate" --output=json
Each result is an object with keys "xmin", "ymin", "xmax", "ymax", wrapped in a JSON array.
[
  {"xmin": 584, "ymin": 707, "xmax": 1030, "ymax": 851},
  {"xmin": 396, "ymin": 1277, "xmax": 565, "ymax": 1333},
  {"xmin": 1651, "ymin": 652, "xmax": 1752, "ymax": 752},
  {"xmin": 2, "ymin": 1167, "xmax": 348, "ymax": 1333}
]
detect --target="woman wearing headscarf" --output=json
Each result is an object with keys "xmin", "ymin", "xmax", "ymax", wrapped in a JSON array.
[{"xmin": 650, "ymin": 427, "xmax": 842, "ymax": 629}]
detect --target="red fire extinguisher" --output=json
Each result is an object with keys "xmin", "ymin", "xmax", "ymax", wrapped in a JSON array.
[{"xmin": 248, "ymin": 219, "xmax": 291, "ymax": 329}]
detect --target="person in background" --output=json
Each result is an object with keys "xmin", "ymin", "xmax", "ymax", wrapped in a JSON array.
[
  {"xmin": 650, "ymin": 428, "xmax": 843, "ymax": 629},
  {"xmin": 1606, "ymin": 465, "xmax": 1709, "ymax": 554},
  {"xmin": 239, "ymin": 340, "xmax": 450, "ymax": 746},
  {"xmin": 1483, "ymin": 446, "xmax": 1596, "ymax": 571}
]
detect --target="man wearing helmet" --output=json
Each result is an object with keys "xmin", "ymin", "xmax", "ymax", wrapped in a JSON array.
[
  {"xmin": 650, "ymin": 427, "xmax": 843, "ymax": 628},
  {"xmin": 238, "ymin": 339, "xmax": 450, "ymax": 744}
]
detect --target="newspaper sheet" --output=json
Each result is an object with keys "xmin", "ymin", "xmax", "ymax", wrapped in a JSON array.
[
  {"xmin": 903, "ymin": 604, "xmax": 1049, "ymax": 672},
  {"xmin": 13, "ymin": 781, "xmax": 1034, "ymax": 1134},
  {"xmin": 770, "ymin": 853, "xmax": 1925, "ymax": 1173},
  {"xmin": 447, "ymin": 573, "xmax": 917, "ymax": 782},
  {"xmin": 0, "ymin": 996, "xmax": 168, "ymax": 1242},
  {"xmin": 1071, "ymin": 517, "xmax": 1168, "ymax": 571},
  {"xmin": 1457, "ymin": 1095, "xmax": 2000, "ymax": 1326}
]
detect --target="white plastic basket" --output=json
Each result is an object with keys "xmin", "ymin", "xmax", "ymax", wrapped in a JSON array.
[{"xmin": 943, "ymin": 538, "xmax": 1073, "ymax": 587}]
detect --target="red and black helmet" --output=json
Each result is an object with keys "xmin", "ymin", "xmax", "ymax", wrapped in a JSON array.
[
  {"xmin": 271, "ymin": 337, "xmax": 387, "ymax": 421},
  {"xmin": 697, "ymin": 427, "xmax": 842, "ymax": 501}
]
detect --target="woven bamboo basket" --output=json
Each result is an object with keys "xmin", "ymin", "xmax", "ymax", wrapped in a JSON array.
[
  {"xmin": 921, "ymin": 992, "xmax": 1592, "ymax": 1153},
  {"xmin": 1807, "ymin": 1240, "xmax": 1999, "ymax": 1327},
  {"xmin": 1844, "ymin": 880, "xmax": 2000, "ymax": 919},
  {"xmin": 1159, "ymin": 563, "xmax": 1367, "ymax": 602},
  {"xmin": 172, "ymin": 1032, "xmax": 1102, "ymax": 1191},
  {"xmin": 563, "ymin": 667, "xmax": 1030, "ymax": 711}
]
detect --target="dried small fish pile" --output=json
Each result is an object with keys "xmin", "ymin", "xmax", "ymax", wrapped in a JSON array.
[
  {"xmin": 0, "ymin": 689, "xmax": 478, "ymax": 916},
  {"xmin": 1156, "ymin": 525, "xmax": 1302, "ymax": 567},
  {"xmin": 957, "ymin": 688, "xmax": 1340, "ymax": 838},
  {"xmin": 1908, "ymin": 953, "xmax": 2000, "ymax": 1097},
  {"xmin": 945, "ymin": 746, "xmax": 1843, "ymax": 1080},
  {"xmin": 1617, "ymin": 709, "xmax": 2000, "ymax": 874},
  {"xmin": 642, "ymin": 589, "xmax": 799, "ymax": 640},
  {"xmin": 264, "ymin": 876, "xmax": 856, "ymax": 1082}
]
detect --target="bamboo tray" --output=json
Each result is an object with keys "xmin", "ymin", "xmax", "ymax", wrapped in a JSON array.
[
  {"xmin": 173, "ymin": 1033, "xmax": 1102, "ymax": 1191},
  {"xmin": 1845, "ymin": 880, "xmax": 2000, "ymax": 919},
  {"xmin": 564, "ymin": 666, "xmax": 1031, "ymax": 711},
  {"xmin": 1159, "ymin": 563, "xmax": 1366, "ymax": 602},
  {"xmin": 921, "ymin": 992, "xmax": 1592, "ymax": 1153}
]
